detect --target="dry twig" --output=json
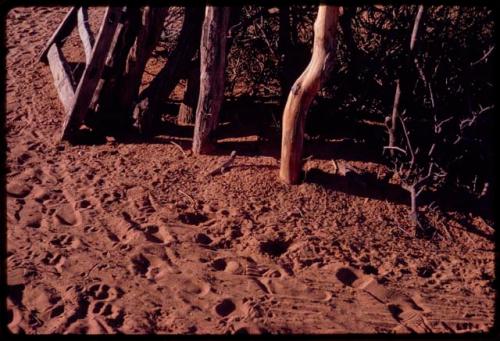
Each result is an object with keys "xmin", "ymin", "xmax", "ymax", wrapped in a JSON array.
[
  {"xmin": 170, "ymin": 141, "xmax": 187, "ymax": 157},
  {"xmin": 205, "ymin": 150, "xmax": 237, "ymax": 177}
]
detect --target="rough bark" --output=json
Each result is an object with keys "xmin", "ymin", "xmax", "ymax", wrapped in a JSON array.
[
  {"xmin": 177, "ymin": 7, "xmax": 238, "ymax": 127},
  {"xmin": 177, "ymin": 57, "xmax": 200, "ymax": 126},
  {"xmin": 192, "ymin": 6, "xmax": 231, "ymax": 155},
  {"xmin": 279, "ymin": 5, "xmax": 341, "ymax": 184},
  {"xmin": 134, "ymin": 6, "xmax": 204, "ymax": 135}
]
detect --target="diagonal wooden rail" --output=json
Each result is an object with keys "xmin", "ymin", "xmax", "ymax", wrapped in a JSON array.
[{"xmin": 39, "ymin": 6, "xmax": 124, "ymax": 142}]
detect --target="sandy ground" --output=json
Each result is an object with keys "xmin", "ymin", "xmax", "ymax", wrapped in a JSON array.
[{"xmin": 5, "ymin": 7, "xmax": 496, "ymax": 334}]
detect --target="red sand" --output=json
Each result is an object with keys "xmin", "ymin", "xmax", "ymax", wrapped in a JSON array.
[{"xmin": 5, "ymin": 7, "xmax": 495, "ymax": 334}]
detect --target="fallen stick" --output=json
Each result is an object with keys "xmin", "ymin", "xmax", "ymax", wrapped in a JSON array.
[
  {"xmin": 178, "ymin": 189, "xmax": 196, "ymax": 207},
  {"xmin": 170, "ymin": 141, "xmax": 187, "ymax": 157},
  {"xmin": 205, "ymin": 150, "xmax": 237, "ymax": 177}
]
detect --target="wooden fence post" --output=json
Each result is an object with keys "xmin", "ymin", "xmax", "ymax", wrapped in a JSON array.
[
  {"xmin": 60, "ymin": 7, "xmax": 123, "ymax": 141},
  {"xmin": 94, "ymin": 7, "xmax": 168, "ymax": 132},
  {"xmin": 192, "ymin": 6, "xmax": 231, "ymax": 154},
  {"xmin": 134, "ymin": 6, "xmax": 204, "ymax": 135},
  {"xmin": 279, "ymin": 5, "xmax": 341, "ymax": 184},
  {"xmin": 177, "ymin": 56, "xmax": 200, "ymax": 125}
]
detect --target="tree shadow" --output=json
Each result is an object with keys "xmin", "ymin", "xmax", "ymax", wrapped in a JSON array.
[
  {"xmin": 304, "ymin": 167, "xmax": 409, "ymax": 206},
  {"xmin": 81, "ymin": 97, "xmax": 493, "ymax": 227}
]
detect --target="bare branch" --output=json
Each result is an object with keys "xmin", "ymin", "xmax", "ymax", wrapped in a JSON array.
[
  {"xmin": 470, "ymin": 46, "xmax": 494, "ymax": 66},
  {"xmin": 398, "ymin": 111, "xmax": 415, "ymax": 169},
  {"xmin": 383, "ymin": 146, "xmax": 407, "ymax": 155}
]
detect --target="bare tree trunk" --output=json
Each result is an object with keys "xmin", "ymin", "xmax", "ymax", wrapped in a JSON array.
[
  {"xmin": 386, "ymin": 5, "xmax": 424, "ymax": 154},
  {"xmin": 134, "ymin": 6, "xmax": 204, "ymax": 135},
  {"xmin": 385, "ymin": 79, "xmax": 401, "ymax": 156},
  {"xmin": 177, "ymin": 57, "xmax": 200, "ymax": 125},
  {"xmin": 192, "ymin": 6, "xmax": 231, "ymax": 154},
  {"xmin": 279, "ymin": 5, "xmax": 341, "ymax": 184}
]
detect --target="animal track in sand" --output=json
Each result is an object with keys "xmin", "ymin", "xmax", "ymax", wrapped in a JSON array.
[
  {"xmin": 7, "ymin": 181, "xmax": 32, "ymax": 198},
  {"xmin": 18, "ymin": 201, "xmax": 43, "ymax": 228},
  {"xmin": 259, "ymin": 238, "xmax": 291, "ymax": 257},
  {"xmin": 177, "ymin": 278, "xmax": 211, "ymax": 298},
  {"xmin": 87, "ymin": 284, "xmax": 123, "ymax": 302},
  {"xmin": 230, "ymin": 322, "xmax": 269, "ymax": 334},
  {"xmin": 335, "ymin": 266, "xmax": 433, "ymax": 333},
  {"xmin": 128, "ymin": 252, "xmax": 179, "ymax": 280},
  {"xmin": 215, "ymin": 298, "xmax": 236, "ymax": 317},
  {"xmin": 194, "ymin": 233, "xmax": 213, "ymax": 245},
  {"xmin": 50, "ymin": 234, "xmax": 81, "ymax": 249},
  {"xmin": 7, "ymin": 297, "xmax": 24, "ymax": 333},
  {"xmin": 211, "ymin": 258, "xmax": 244, "ymax": 274},
  {"xmin": 88, "ymin": 301, "xmax": 125, "ymax": 331},
  {"xmin": 179, "ymin": 212, "xmax": 209, "ymax": 225},
  {"xmin": 41, "ymin": 251, "xmax": 66, "ymax": 273}
]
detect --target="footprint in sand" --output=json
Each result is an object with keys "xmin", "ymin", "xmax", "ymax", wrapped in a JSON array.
[
  {"xmin": 7, "ymin": 180, "xmax": 32, "ymax": 198},
  {"xmin": 128, "ymin": 252, "xmax": 180, "ymax": 280},
  {"xmin": 18, "ymin": 201, "xmax": 43, "ymax": 228},
  {"xmin": 259, "ymin": 238, "xmax": 291, "ymax": 258},
  {"xmin": 87, "ymin": 301, "xmax": 125, "ymax": 333},
  {"xmin": 177, "ymin": 278, "xmax": 211, "ymax": 298},
  {"xmin": 179, "ymin": 212, "xmax": 209, "ymax": 226},
  {"xmin": 211, "ymin": 258, "xmax": 244, "ymax": 275},
  {"xmin": 17, "ymin": 283, "xmax": 65, "ymax": 328},
  {"xmin": 229, "ymin": 322, "xmax": 269, "ymax": 334},
  {"xmin": 7, "ymin": 297, "xmax": 24, "ymax": 333},
  {"xmin": 41, "ymin": 251, "xmax": 66, "ymax": 273},
  {"xmin": 335, "ymin": 266, "xmax": 433, "ymax": 333},
  {"xmin": 64, "ymin": 282, "xmax": 125, "ymax": 333},
  {"xmin": 86, "ymin": 283, "xmax": 123, "ymax": 302},
  {"xmin": 215, "ymin": 298, "xmax": 237, "ymax": 317},
  {"xmin": 50, "ymin": 234, "xmax": 81, "ymax": 249}
]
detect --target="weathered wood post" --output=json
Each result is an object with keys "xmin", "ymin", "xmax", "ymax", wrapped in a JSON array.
[
  {"xmin": 177, "ymin": 56, "xmax": 200, "ymax": 125},
  {"xmin": 134, "ymin": 7, "xmax": 204, "ymax": 135},
  {"xmin": 279, "ymin": 5, "xmax": 341, "ymax": 184},
  {"xmin": 95, "ymin": 7, "xmax": 168, "ymax": 131},
  {"xmin": 192, "ymin": 6, "xmax": 231, "ymax": 154}
]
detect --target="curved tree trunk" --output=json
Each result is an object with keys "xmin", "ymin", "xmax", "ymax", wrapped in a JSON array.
[
  {"xmin": 192, "ymin": 6, "xmax": 231, "ymax": 154},
  {"xmin": 279, "ymin": 5, "xmax": 341, "ymax": 184}
]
